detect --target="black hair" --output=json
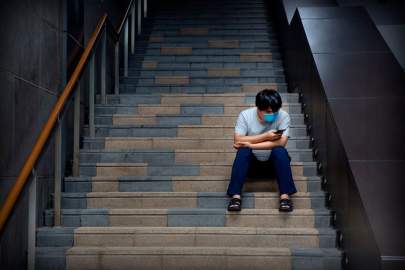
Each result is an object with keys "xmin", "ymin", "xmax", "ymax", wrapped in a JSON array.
[{"xmin": 255, "ymin": 89, "xmax": 282, "ymax": 112}]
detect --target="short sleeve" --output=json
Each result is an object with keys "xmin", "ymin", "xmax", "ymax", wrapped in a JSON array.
[
  {"xmin": 279, "ymin": 113, "xmax": 291, "ymax": 137},
  {"xmin": 235, "ymin": 111, "xmax": 248, "ymax": 135}
]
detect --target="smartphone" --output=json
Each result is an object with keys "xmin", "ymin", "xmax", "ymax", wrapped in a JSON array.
[{"xmin": 274, "ymin": 129, "xmax": 286, "ymax": 134}]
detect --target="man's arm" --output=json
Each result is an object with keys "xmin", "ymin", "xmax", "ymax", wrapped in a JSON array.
[
  {"xmin": 234, "ymin": 135, "xmax": 288, "ymax": 150},
  {"xmin": 234, "ymin": 131, "xmax": 281, "ymax": 144}
]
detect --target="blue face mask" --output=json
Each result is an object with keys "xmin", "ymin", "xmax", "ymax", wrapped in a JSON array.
[{"xmin": 263, "ymin": 112, "xmax": 278, "ymax": 123}]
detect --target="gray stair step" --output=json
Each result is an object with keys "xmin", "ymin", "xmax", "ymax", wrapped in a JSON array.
[
  {"xmin": 44, "ymin": 208, "xmax": 331, "ymax": 228},
  {"xmin": 82, "ymin": 136, "xmax": 310, "ymax": 150},
  {"xmin": 73, "ymin": 226, "xmax": 336, "ymax": 248},
  {"xmin": 64, "ymin": 175, "xmax": 322, "ymax": 193},
  {"xmin": 96, "ymin": 93, "xmax": 298, "ymax": 105},
  {"xmin": 135, "ymin": 69, "xmax": 284, "ymax": 77},
  {"xmin": 94, "ymin": 103, "xmax": 298, "ymax": 115},
  {"xmin": 65, "ymin": 246, "xmax": 341, "ymax": 270},
  {"xmin": 78, "ymin": 148, "xmax": 314, "ymax": 164},
  {"xmin": 119, "ymin": 84, "xmax": 289, "ymax": 94},
  {"xmin": 78, "ymin": 161, "xmax": 317, "ymax": 177},
  {"xmin": 83, "ymin": 124, "xmax": 308, "ymax": 138},
  {"xmin": 123, "ymin": 77, "xmax": 286, "ymax": 86},
  {"xmin": 59, "ymin": 191, "xmax": 326, "ymax": 210},
  {"xmin": 36, "ymin": 247, "xmax": 70, "ymax": 270},
  {"xmin": 95, "ymin": 114, "xmax": 305, "ymax": 126},
  {"xmin": 124, "ymin": 62, "xmax": 283, "ymax": 71}
]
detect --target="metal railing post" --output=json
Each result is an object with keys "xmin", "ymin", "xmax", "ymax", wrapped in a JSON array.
[
  {"xmin": 54, "ymin": 117, "xmax": 62, "ymax": 226},
  {"xmin": 114, "ymin": 42, "xmax": 120, "ymax": 94},
  {"xmin": 124, "ymin": 20, "xmax": 129, "ymax": 77},
  {"xmin": 73, "ymin": 83, "xmax": 81, "ymax": 177},
  {"xmin": 144, "ymin": 0, "xmax": 148, "ymax": 18},
  {"xmin": 27, "ymin": 169, "xmax": 37, "ymax": 270},
  {"xmin": 131, "ymin": 3, "xmax": 136, "ymax": 55},
  {"xmin": 137, "ymin": 0, "xmax": 142, "ymax": 35},
  {"xmin": 89, "ymin": 55, "xmax": 96, "ymax": 137},
  {"xmin": 101, "ymin": 26, "xmax": 107, "ymax": 104}
]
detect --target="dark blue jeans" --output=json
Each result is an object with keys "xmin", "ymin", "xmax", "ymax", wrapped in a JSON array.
[{"xmin": 226, "ymin": 146, "xmax": 297, "ymax": 197}]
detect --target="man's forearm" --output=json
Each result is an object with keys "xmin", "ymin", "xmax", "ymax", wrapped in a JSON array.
[
  {"xmin": 235, "ymin": 133, "xmax": 269, "ymax": 144},
  {"xmin": 249, "ymin": 137, "xmax": 288, "ymax": 150}
]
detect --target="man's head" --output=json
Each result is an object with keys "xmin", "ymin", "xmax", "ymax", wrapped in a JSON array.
[{"xmin": 255, "ymin": 89, "xmax": 282, "ymax": 122}]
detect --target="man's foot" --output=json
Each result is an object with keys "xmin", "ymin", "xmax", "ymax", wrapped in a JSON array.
[
  {"xmin": 227, "ymin": 196, "xmax": 242, "ymax": 211},
  {"xmin": 279, "ymin": 194, "xmax": 293, "ymax": 212}
]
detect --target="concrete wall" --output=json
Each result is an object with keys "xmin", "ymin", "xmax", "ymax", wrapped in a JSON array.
[{"xmin": 0, "ymin": 0, "xmax": 131, "ymax": 269}]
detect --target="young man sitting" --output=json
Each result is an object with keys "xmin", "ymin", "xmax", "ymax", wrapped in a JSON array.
[{"xmin": 227, "ymin": 89, "xmax": 297, "ymax": 212}]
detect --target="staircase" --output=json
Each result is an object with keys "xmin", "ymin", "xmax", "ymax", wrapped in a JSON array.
[{"xmin": 36, "ymin": 0, "xmax": 342, "ymax": 269}]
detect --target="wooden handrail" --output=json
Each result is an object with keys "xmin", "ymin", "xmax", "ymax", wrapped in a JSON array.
[{"xmin": 0, "ymin": 0, "xmax": 137, "ymax": 233}]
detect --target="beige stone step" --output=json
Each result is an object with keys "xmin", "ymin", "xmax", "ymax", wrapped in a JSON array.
[
  {"xmin": 173, "ymin": 149, "xmax": 311, "ymax": 163},
  {"xmin": 73, "ymin": 227, "xmax": 325, "ymax": 248},
  {"xmin": 80, "ymin": 191, "xmax": 319, "ymax": 209},
  {"xmin": 103, "ymin": 137, "xmax": 308, "ymax": 150},
  {"xmin": 111, "ymin": 114, "xmax": 299, "ymax": 126},
  {"xmin": 101, "ymin": 208, "xmax": 327, "ymax": 228},
  {"xmin": 83, "ymin": 161, "xmax": 312, "ymax": 177},
  {"xmin": 135, "ymin": 103, "xmax": 293, "ymax": 115},
  {"xmin": 69, "ymin": 175, "xmax": 314, "ymax": 193},
  {"xmin": 66, "ymin": 246, "xmax": 291, "ymax": 270}
]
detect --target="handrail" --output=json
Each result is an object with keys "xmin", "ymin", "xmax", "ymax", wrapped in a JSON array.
[{"xmin": 0, "ymin": 0, "xmax": 140, "ymax": 233}]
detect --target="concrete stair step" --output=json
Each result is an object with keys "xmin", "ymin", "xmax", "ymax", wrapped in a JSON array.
[
  {"xmin": 36, "ymin": 247, "xmax": 71, "ymax": 270},
  {"xmin": 97, "ymin": 93, "xmax": 298, "ymax": 105},
  {"xmin": 78, "ymin": 161, "xmax": 317, "ymax": 177},
  {"xmin": 44, "ymin": 208, "xmax": 331, "ymax": 228},
  {"xmin": 119, "ymin": 84, "xmax": 289, "ymax": 94},
  {"xmin": 96, "ymin": 100, "xmax": 302, "ymax": 115},
  {"xmin": 83, "ymin": 136, "xmax": 310, "ymax": 150},
  {"xmin": 65, "ymin": 246, "xmax": 341, "ymax": 270},
  {"xmin": 73, "ymin": 226, "xmax": 336, "ymax": 248},
  {"xmin": 138, "ymin": 56, "xmax": 282, "ymax": 63},
  {"xmin": 125, "ymin": 77, "xmax": 286, "ymax": 86},
  {"xmin": 59, "ymin": 191, "xmax": 326, "ymax": 210},
  {"xmin": 145, "ymin": 37, "xmax": 280, "ymax": 45},
  {"xmin": 126, "ymin": 62, "xmax": 283, "ymax": 70},
  {"xmin": 78, "ymin": 148, "xmax": 313, "ymax": 164},
  {"xmin": 64, "ymin": 175, "xmax": 321, "ymax": 193},
  {"xmin": 136, "ymin": 69, "xmax": 284, "ymax": 77},
  {"xmin": 95, "ymin": 114, "xmax": 304, "ymax": 126},
  {"xmin": 84, "ymin": 124, "xmax": 308, "ymax": 138}
]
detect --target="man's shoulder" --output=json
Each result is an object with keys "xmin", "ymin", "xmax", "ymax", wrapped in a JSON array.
[{"xmin": 240, "ymin": 107, "xmax": 257, "ymax": 118}]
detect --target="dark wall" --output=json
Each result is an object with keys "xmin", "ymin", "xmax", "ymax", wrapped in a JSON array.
[
  {"xmin": 0, "ymin": 0, "xmax": 67, "ymax": 269},
  {"xmin": 270, "ymin": 1, "xmax": 405, "ymax": 269},
  {"xmin": 0, "ymin": 1, "xmax": 132, "ymax": 269}
]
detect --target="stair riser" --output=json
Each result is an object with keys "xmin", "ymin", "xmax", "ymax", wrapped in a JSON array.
[
  {"xmin": 45, "ymin": 211, "xmax": 330, "ymax": 228},
  {"xmin": 79, "ymin": 163, "xmax": 317, "ymax": 177},
  {"xmin": 60, "ymin": 195, "xmax": 324, "ymax": 210},
  {"xmin": 137, "ymin": 70, "xmax": 284, "ymax": 77},
  {"xmin": 126, "ymin": 62, "xmax": 283, "ymax": 70},
  {"xmin": 65, "ymin": 179, "xmax": 321, "ymax": 193},
  {"xmin": 97, "ymin": 93, "xmax": 299, "ymax": 105},
  {"xmin": 119, "ymin": 85, "xmax": 289, "ymax": 94},
  {"xmin": 123, "ymin": 77, "xmax": 286, "ymax": 85},
  {"xmin": 66, "ymin": 254, "xmax": 291, "ymax": 270},
  {"xmin": 74, "ymin": 234, "xmax": 335, "ymax": 249},
  {"xmin": 79, "ymin": 151, "xmax": 313, "ymax": 164},
  {"xmin": 83, "ymin": 126, "xmax": 307, "ymax": 138},
  {"xmin": 84, "ymin": 137, "xmax": 310, "ymax": 150},
  {"xmin": 96, "ymin": 105, "xmax": 300, "ymax": 116},
  {"xmin": 96, "ymin": 114, "xmax": 304, "ymax": 126}
]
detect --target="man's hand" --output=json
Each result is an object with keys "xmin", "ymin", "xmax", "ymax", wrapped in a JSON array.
[
  {"xmin": 267, "ymin": 130, "xmax": 282, "ymax": 141},
  {"xmin": 233, "ymin": 141, "xmax": 252, "ymax": 149}
]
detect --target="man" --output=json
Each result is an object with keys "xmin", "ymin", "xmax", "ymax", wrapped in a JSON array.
[{"xmin": 227, "ymin": 89, "xmax": 297, "ymax": 212}]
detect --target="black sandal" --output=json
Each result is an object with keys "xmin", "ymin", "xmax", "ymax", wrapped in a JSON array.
[
  {"xmin": 227, "ymin": 197, "xmax": 242, "ymax": 211},
  {"xmin": 279, "ymin": 198, "xmax": 293, "ymax": 212}
]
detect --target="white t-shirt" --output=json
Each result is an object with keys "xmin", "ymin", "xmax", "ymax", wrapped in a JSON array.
[{"xmin": 235, "ymin": 107, "xmax": 290, "ymax": 161}]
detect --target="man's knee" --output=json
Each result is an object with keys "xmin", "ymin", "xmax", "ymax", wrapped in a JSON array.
[
  {"xmin": 235, "ymin": 147, "xmax": 252, "ymax": 159},
  {"xmin": 271, "ymin": 146, "xmax": 289, "ymax": 159}
]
